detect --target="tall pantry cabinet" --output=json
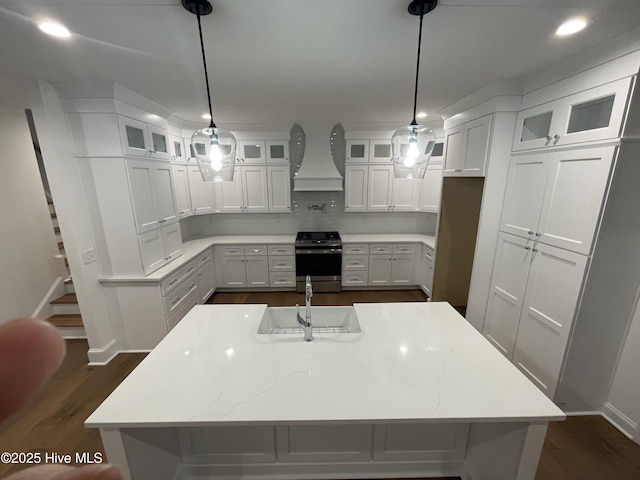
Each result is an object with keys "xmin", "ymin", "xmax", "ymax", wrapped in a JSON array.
[{"xmin": 482, "ymin": 64, "xmax": 640, "ymax": 403}]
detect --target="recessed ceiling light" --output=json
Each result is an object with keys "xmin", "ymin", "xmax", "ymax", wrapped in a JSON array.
[
  {"xmin": 555, "ymin": 17, "xmax": 588, "ymax": 36},
  {"xmin": 201, "ymin": 113, "xmax": 212, "ymax": 119},
  {"xmin": 38, "ymin": 21, "xmax": 71, "ymax": 38},
  {"xmin": 416, "ymin": 112, "xmax": 428, "ymax": 119}
]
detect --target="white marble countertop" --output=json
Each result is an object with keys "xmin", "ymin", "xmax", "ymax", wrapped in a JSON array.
[
  {"xmin": 99, "ymin": 233, "xmax": 435, "ymax": 283},
  {"xmin": 86, "ymin": 302, "xmax": 564, "ymax": 428}
]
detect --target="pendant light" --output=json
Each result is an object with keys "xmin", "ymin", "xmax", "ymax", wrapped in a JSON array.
[
  {"xmin": 183, "ymin": 0, "xmax": 237, "ymax": 182},
  {"xmin": 391, "ymin": 0, "xmax": 437, "ymax": 180}
]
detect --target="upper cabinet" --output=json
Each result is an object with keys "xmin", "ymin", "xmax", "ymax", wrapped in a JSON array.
[
  {"xmin": 237, "ymin": 140, "xmax": 266, "ymax": 164},
  {"xmin": 346, "ymin": 139, "xmax": 393, "ymax": 164},
  {"xmin": 346, "ymin": 140, "xmax": 370, "ymax": 163},
  {"xmin": 500, "ymin": 145, "xmax": 616, "ymax": 256},
  {"xmin": 418, "ymin": 160, "xmax": 443, "ymax": 213},
  {"xmin": 513, "ymin": 77, "xmax": 633, "ymax": 151},
  {"xmin": 118, "ymin": 116, "xmax": 170, "ymax": 160},
  {"xmin": 443, "ymin": 114, "xmax": 492, "ymax": 177},
  {"xmin": 266, "ymin": 140, "xmax": 290, "ymax": 164},
  {"xmin": 169, "ymin": 134, "xmax": 188, "ymax": 164}
]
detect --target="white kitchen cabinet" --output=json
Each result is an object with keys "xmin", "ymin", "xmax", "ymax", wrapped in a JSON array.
[
  {"xmin": 420, "ymin": 247, "xmax": 434, "ymax": 298},
  {"xmin": 513, "ymin": 77, "xmax": 633, "ymax": 151},
  {"xmin": 215, "ymin": 166, "xmax": 269, "ymax": 213},
  {"xmin": 390, "ymin": 255, "xmax": 415, "ymax": 285},
  {"xmin": 218, "ymin": 256, "xmax": 247, "ymax": 288},
  {"xmin": 344, "ymin": 165, "xmax": 368, "ymax": 211},
  {"xmin": 368, "ymin": 255, "xmax": 393, "ymax": 286},
  {"xmin": 443, "ymin": 115, "xmax": 492, "ymax": 177},
  {"xmin": 391, "ymin": 178, "xmax": 419, "ymax": 211},
  {"xmin": 245, "ymin": 257, "xmax": 270, "ymax": 287},
  {"xmin": 512, "ymin": 243, "xmax": 588, "ymax": 398},
  {"xmin": 501, "ymin": 146, "xmax": 616, "ymax": 255},
  {"xmin": 126, "ymin": 159, "xmax": 178, "ymax": 234},
  {"xmin": 346, "ymin": 140, "xmax": 369, "ymax": 162},
  {"xmin": 237, "ymin": 140, "xmax": 265, "ymax": 164},
  {"xmin": 215, "ymin": 246, "xmax": 270, "ymax": 288},
  {"xmin": 266, "ymin": 166, "xmax": 291, "ymax": 211},
  {"xmin": 118, "ymin": 116, "xmax": 169, "ymax": 160},
  {"xmin": 169, "ymin": 134, "xmax": 187, "ymax": 164},
  {"xmin": 171, "ymin": 164, "xmax": 192, "ymax": 218},
  {"xmin": 196, "ymin": 258, "xmax": 215, "ymax": 304},
  {"xmin": 367, "ymin": 165, "xmax": 394, "ymax": 211},
  {"xmin": 187, "ymin": 165, "xmax": 216, "ymax": 215},
  {"xmin": 138, "ymin": 223, "xmax": 183, "ymax": 275},
  {"xmin": 367, "ymin": 244, "xmax": 416, "ymax": 286},
  {"xmin": 419, "ymin": 161, "xmax": 443, "ymax": 213},
  {"xmin": 266, "ymin": 140, "xmax": 289, "ymax": 164},
  {"xmin": 483, "ymin": 232, "xmax": 587, "ymax": 398},
  {"xmin": 369, "ymin": 140, "xmax": 393, "ymax": 163}
]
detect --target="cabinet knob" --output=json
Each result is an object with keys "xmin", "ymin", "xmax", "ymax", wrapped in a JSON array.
[
  {"xmin": 546, "ymin": 136, "xmax": 552, "ymax": 141},
  {"xmin": 532, "ymin": 248, "xmax": 539, "ymax": 253},
  {"xmin": 535, "ymin": 232, "xmax": 542, "ymax": 237},
  {"xmin": 525, "ymin": 246, "xmax": 531, "ymax": 250},
  {"xmin": 528, "ymin": 230, "xmax": 534, "ymax": 235},
  {"xmin": 554, "ymin": 135, "xmax": 560, "ymax": 140}
]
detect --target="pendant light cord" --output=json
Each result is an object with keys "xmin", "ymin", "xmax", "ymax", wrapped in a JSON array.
[
  {"xmin": 196, "ymin": 9, "xmax": 216, "ymax": 128},
  {"xmin": 411, "ymin": 3, "xmax": 425, "ymax": 126}
]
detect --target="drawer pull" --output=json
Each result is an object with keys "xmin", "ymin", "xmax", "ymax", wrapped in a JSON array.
[
  {"xmin": 375, "ymin": 248, "xmax": 385, "ymax": 252},
  {"xmin": 250, "ymin": 249, "xmax": 262, "ymax": 253},
  {"xmin": 188, "ymin": 283, "xmax": 196, "ymax": 289},
  {"xmin": 200, "ymin": 256, "xmax": 209, "ymax": 262},
  {"xmin": 186, "ymin": 267, "xmax": 195, "ymax": 273},
  {"xmin": 169, "ymin": 279, "xmax": 178, "ymax": 285},
  {"xmin": 172, "ymin": 296, "xmax": 182, "ymax": 305}
]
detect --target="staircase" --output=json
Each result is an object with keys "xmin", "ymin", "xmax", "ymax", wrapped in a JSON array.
[{"xmin": 46, "ymin": 200, "xmax": 84, "ymax": 338}]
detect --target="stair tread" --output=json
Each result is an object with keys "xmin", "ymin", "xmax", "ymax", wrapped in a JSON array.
[
  {"xmin": 63, "ymin": 277, "xmax": 73, "ymax": 284},
  {"xmin": 54, "ymin": 227, "xmax": 61, "ymax": 234},
  {"xmin": 50, "ymin": 293, "xmax": 77, "ymax": 304},
  {"xmin": 46, "ymin": 314, "xmax": 83, "ymax": 328}
]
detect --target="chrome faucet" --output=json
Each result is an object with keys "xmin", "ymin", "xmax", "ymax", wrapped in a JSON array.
[{"xmin": 296, "ymin": 275, "xmax": 313, "ymax": 341}]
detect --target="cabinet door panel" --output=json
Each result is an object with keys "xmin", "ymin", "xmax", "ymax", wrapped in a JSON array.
[
  {"xmin": 197, "ymin": 260, "xmax": 215, "ymax": 304},
  {"xmin": 127, "ymin": 160, "xmax": 159, "ymax": 233},
  {"xmin": 462, "ymin": 115, "xmax": 491, "ymax": 175},
  {"xmin": 367, "ymin": 165, "xmax": 393, "ymax": 211},
  {"xmin": 172, "ymin": 164, "xmax": 192, "ymax": 218},
  {"xmin": 513, "ymin": 244, "xmax": 587, "ymax": 398},
  {"xmin": 392, "ymin": 178, "xmax": 418, "ymax": 211},
  {"xmin": 119, "ymin": 117, "xmax": 149, "ymax": 156},
  {"xmin": 346, "ymin": 140, "xmax": 369, "ymax": 162},
  {"xmin": 154, "ymin": 164, "xmax": 178, "ymax": 223},
  {"xmin": 160, "ymin": 223, "xmax": 182, "ymax": 262},
  {"xmin": 368, "ymin": 256, "xmax": 391, "ymax": 286},
  {"xmin": 147, "ymin": 125, "xmax": 169, "ymax": 160},
  {"xmin": 443, "ymin": 125, "xmax": 464, "ymax": 175},
  {"xmin": 187, "ymin": 166, "xmax": 216, "ymax": 214},
  {"xmin": 537, "ymin": 146, "xmax": 615, "ymax": 254},
  {"xmin": 267, "ymin": 166, "xmax": 291, "ymax": 211},
  {"xmin": 245, "ymin": 256, "xmax": 269, "ymax": 287},
  {"xmin": 500, "ymin": 155, "xmax": 547, "ymax": 239},
  {"xmin": 242, "ymin": 167, "xmax": 268, "ymax": 212},
  {"xmin": 219, "ymin": 257, "xmax": 246, "ymax": 287},
  {"xmin": 214, "ymin": 169, "xmax": 244, "ymax": 213},
  {"xmin": 345, "ymin": 165, "xmax": 368, "ymax": 211},
  {"xmin": 390, "ymin": 255, "xmax": 415, "ymax": 285},
  {"xmin": 419, "ymin": 162, "xmax": 443, "ymax": 212},
  {"xmin": 238, "ymin": 141, "xmax": 265, "ymax": 164},
  {"xmin": 138, "ymin": 229, "xmax": 165, "ymax": 275},
  {"xmin": 483, "ymin": 234, "xmax": 532, "ymax": 359},
  {"xmin": 266, "ymin": 140, "xmax": 289, "ymax": 164}
]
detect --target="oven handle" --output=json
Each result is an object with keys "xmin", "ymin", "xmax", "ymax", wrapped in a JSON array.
[{"xmin": 296, "ymin": 248, "xmax": 342, "ymax": 255}]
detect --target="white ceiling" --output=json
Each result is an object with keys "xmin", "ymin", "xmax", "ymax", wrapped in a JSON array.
[{"xmin": 1, "ymin": 0, "xmax": 639, "ymax": 126}]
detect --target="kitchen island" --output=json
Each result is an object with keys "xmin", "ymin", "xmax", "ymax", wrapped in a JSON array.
[{"xmin": 86, "ymin": 302, "xmax": 564, "ymax": 480}]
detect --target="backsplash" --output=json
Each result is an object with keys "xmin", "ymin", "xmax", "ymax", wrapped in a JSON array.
[{"xmin": 181, "ymin": 191, "xmax": 437, "ymax": 237}]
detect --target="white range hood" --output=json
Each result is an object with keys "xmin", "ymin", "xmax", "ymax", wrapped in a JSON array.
[{"xmin": 293, "ymin": 123, "xmax": 343, "ymax": 192}]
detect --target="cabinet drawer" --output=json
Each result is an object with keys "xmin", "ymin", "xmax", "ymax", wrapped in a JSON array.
[
  {"xmin": 268, "ymin": 256, "xmax": 295, "ymax": 271},
  {"xmin": 343, "ymin": 244, "xmax": 370, "ymax": 255},
  {"xmin": 424, "ymin": 246, "xmax": 434, "ymax": 260},
  {"xmin": 245, "ymin": 245, "xmax": 268, "ymax": 256},
  {"xmin": 161, "ymin": 260, "xmax": 197, "ymax": 295},
  {"xmin": 370, "ymin": 244, "xmax": 393, "ymax": 255},
  {"xmin": 196, "ymin": 249, "xmax": 213, "ymax": 267},
  {"xmin": 342, "ymin": 272, "xmax": 368, "ymax": 286},
  {"xmin": 163, "ymin": 273, "xmax": 198, "ymax": 317},
  {"xmin": 167, "ymin": 288, "xmax": 199, "ymax": 331},
  {"xmin": 268, "ymin": 244, "xmax": 294, "ymax": 256},
  {"xmin": 343, "ymin": 255, "xmax": 369, "ymax": 271},
  {"xmin": 269, "ymin": 272, "xmax": 295, "ymax": 287},
  {"xmin": 217, "ymin": 245, "xmax": 244, "ymax": 256},
  {"xmin": 392, "ymin": 244, "xmax": 417, "ymax": 255}
]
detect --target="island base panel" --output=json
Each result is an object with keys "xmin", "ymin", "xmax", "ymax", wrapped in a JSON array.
[{"xmin": 100, "ymin": 421, "xmax": 548, "ymax": 480}]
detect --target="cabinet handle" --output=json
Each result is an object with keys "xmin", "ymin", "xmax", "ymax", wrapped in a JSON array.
[
  {"xmin": 251, "ymin": 249, "xmax": 261, "ymax": 252},
  {"xmin": 535, "ymin": 232, "xmax": 541, "ymax": 237},
  {"xmin": 172, "ymin": 296, "xmax": 182, "ymax": 305},
  {"xmin": 189, "ymin": 283, "xmax": 196, "ymax": 289},
  {"xmin": 528, "ymin": 230, "xmax": 534, "ymax": 235},
  {"xmin": 169, "ymin": 279, "xmax": 178, "ymax": 285},
  {"xmin": 525, "ymin": 246, "xmax": 531, "ymax": 250},
  {"xmin": 186, "ymin": 267, "xmax": 195, "ymax": 273},
  {"xmin": 546, "ymin": 136, "xmax": 552, "ymax": 141},
  {"xmin": 532, "ymin": 248, "xmax": 538, "ymax": 253}
]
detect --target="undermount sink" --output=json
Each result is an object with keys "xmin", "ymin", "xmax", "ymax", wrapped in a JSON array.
[{"xmin": 257, "ymin": 306, "xmax": 361, "ymax": 334}]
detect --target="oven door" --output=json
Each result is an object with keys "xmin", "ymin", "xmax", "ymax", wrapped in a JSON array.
[{"xmin": 295, "ymin": 247, "xmax": 342, "ymax": 292}]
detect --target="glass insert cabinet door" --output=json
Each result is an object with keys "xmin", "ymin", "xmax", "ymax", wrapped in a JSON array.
[
  {"xmin": 266, "ymin": 140, "xmax": 290, "ymax": 163},
  {"xmin": 238, "ymin": 141, "xmax": 266, "ymax": 164},
  {"xmin": 370, "ymin": 141, "xmax": 392, "ymax": 163},
  {"xmin": 346, "ymin": 140, "xmax": 369, "ymax": 162}
]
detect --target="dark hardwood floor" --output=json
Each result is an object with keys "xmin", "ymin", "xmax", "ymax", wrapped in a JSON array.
[{"xmin": 1, "ymin": 290, "xmax": 638, "ymax": 479}]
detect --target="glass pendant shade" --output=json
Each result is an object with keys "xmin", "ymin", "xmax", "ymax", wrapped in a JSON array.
[
  {"xmin": 191, "ymin": 127, "xmax": 237, "ymax": 182},
  {"xmin": 391, "ymin": 124, "xmax": 436, "ymax": 179}
]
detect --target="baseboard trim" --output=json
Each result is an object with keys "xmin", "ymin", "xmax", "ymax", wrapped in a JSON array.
[
  {"xmin": 88, "ymin": 339, "xmax": 118, "ymax": 365},
  {"xmin": 31, "ymin": 276, "xmax": 64, "ymax": 319},
  {"xmin": 564, "ymin": 410, "xmax": 602, "ymax": 416},
  {"xmin": 602, "ymin": 403, "xmax": 637, "ymax": 440}
]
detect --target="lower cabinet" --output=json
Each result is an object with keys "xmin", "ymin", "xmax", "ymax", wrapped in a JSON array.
[
  {"xmin": 196, "ymin": 255, "xmax": 216, "ymax": 304},
  {"xmin": 420, "ymin": 245, "xmax": 435, "ymax": 297},
  {"xmin": 342, "ymin": 244, "xmax": 418, "ymax": 287},
  {"xmin": 215, "ymin": 244, "xmax": 295, "ymax": 289},
  {"xmin": 138, "ymin": 223, "xmax": 183, "ymax": 275},
  {"xmin": 483, "ymin": 232, "xmax": 588, "ymax": 398}
]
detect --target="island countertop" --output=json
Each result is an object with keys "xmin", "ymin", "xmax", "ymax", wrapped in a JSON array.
[{"xmin": 86, "ymin": 302, "xmax": 565, "ymax": 428}]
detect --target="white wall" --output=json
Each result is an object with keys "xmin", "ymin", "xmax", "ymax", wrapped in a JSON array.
[
  {"xmin": 181, "ymin": 190, "xmax": 437, "ymax": 238},
  {"xmin": 0, "ymin": 104, "xmax": 64, "ymax": 324}
]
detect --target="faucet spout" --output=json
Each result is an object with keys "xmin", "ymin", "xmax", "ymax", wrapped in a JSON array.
[{"xmin": 297, "ymin": 275, "xmax": 314, "ymax": 341}]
